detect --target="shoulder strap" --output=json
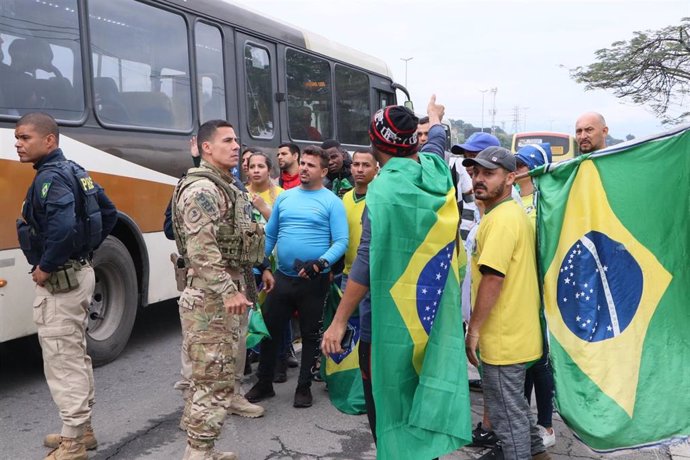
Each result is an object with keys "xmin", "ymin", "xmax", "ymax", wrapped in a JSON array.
[
  {"xmin": 171, "ymin": 168, "xmax": 239, "ymax": 260},
  {"xmin": 187, "ymin": 168, "xmax": 239, "ymax": 201}
]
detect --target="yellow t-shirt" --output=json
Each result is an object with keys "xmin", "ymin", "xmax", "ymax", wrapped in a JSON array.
[
  {"xmin": 471, "ymin": 199, "xmax": 542, "ymax": 365},
  {"xmin": 521, "ymin": 193, "xmax": 536, "ymax": 229},
  {"xmin": 342, "ymin": 189, "xmax": 366, "ymax": 274}
]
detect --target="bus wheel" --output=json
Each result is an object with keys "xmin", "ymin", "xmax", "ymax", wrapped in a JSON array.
[{"xmin": 87, "ymin": 236, "xmax": 138, "ymax": 366}]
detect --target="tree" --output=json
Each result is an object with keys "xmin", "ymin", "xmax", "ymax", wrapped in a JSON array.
[{"xmin": 571, "ymin": 18, "xmax": 690, "ymax": 124}]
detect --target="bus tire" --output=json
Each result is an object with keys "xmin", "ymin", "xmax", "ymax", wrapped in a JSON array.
[{"xmin": 87, "ymin": 236, "xmax": 138, "ymax": 367}]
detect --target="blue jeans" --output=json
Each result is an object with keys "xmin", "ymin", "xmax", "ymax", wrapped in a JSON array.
[{"xmin": 524, "ymin": 351, "xmax": 554, "ymax": 428}]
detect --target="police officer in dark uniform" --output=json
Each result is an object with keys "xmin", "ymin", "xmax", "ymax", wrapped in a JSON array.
[{"xmin": 15, "ymin": 112, "xmax": 116, "ymax": 460}]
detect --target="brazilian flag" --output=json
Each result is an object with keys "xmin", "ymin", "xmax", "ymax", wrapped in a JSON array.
[
  {"xmin": 534, "ymin": 126, "xmax": 690, "ymax": 450},
  {"xmin": 368, "ymin": 152, "xmax": 472, "ymax": 460},
  {"xmin": 322, "ymin": 283, "xmax": 366, "ymax": 415}
]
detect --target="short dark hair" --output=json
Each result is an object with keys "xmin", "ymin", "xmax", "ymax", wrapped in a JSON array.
[
  {"xmin": 248, "ymin": 151, "xmax": 273, "ymax": 170},
  {"xmin": 321, "ymin": 139, "xmax": 340, "ymax": 150},
  {"xmin": 17, "ymin": 112, "xmax": 59, "ymax": 142},
  {"xmin": 302, "ymin": 145, "xmax": 329, "ymax": 169},
  {"xmin": 197, "ymin": 119, "xmax": 234, "ymax": 153},
  {"xmin": 418, "ymin": 116, "xmax": 430, "ymax": 125},
  {"xmin": 352, "ymin": 148, "xmax": 375, "ymax": 163},
  {"xmin": 278, "ymin": 142, "xmax": 301, "ymax": 158}
]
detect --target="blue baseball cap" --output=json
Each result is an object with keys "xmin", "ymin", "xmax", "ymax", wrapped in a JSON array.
[
  {"xmin": 515, "ymin": 143, "xmax": 552, "ymax": 170},
  {"xmin": 451, "ymin": 132, "xmax": 500, "ymax": 155}
]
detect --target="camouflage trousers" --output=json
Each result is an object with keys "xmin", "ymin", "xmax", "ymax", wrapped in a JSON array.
[{"xmin": 178, "ymin": 287, "xmax": 242, "ymax": 449}]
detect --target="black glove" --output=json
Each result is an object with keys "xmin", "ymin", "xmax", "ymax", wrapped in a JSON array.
[{"xmin": 300, "ymin": 258, "xmax": 329, "ymax": 280}]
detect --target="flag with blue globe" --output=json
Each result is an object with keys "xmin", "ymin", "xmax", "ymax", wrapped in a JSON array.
[
  {"xmin": 535, "ymin": 128, "xmax": 688, "ymax": 451},
  {"xmin": 557, "ymin": 231, "xmax": 642, "ymax": 343}
]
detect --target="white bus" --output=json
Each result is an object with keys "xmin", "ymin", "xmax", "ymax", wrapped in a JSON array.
[{"xmin": 0, "ymin": 0, "xmax": 409, "ymax": 365}]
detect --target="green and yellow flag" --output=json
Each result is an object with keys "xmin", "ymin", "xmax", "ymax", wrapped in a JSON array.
[
  {"xmin": 321, "ymin": 283, "xmax": 366, "ymax": 415},
  {"xmin": 534, "ymin": 127, "xmax": 690, "ymax": 450},
  {"xmin": 368, "ymin": 152, "xmax": 472, "ymax": 460}
]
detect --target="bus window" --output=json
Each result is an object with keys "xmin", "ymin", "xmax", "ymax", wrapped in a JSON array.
[
  {"xmin": 335, "ymin": 65, "xmax": 369, "ymax": 145},
  {"xmin": 0, "ymin": 0, "xmax": 83, "ymax": 120},
  {"xmin": 88, "ymin": 0, "xmax": 192, "ymax": 130},
  {"xmin": 512, "ymin": 132, "xmax": 577, "ymax": 161},
  {"xmin": 286, "ymin": 49, "xmax": 331, "ymax": 141},
  {"xmin": 244, "ymin": 43, "xmax": 274, "ymax": 138},
  {"xmin": 378, "ymin": 91, "xmax": 394, "ymax": 109},
  {"xmin": 195, "ymin": 22, "xmax": 226, "ymax": 122}
]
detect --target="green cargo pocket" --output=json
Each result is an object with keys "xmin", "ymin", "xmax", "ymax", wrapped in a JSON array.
[
  {"xmin": 188, "ymin": 340, "xmax": 235, "ymax": 383},
  {"xmin": 178, "ymin": 290, "xmax": 198, "ymax": 311}
]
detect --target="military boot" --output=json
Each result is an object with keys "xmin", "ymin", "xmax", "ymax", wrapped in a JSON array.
[
  {"xmin": 182, "ymin": 444, "xmax": 237, "ymax": 460},
  {"xmin": 229, "ymin": 393, "xmax": 265, "ymax": 418},
  {"xmin": 44, "ymin": 423, "xmax": 97, "ymax": 450},
  {"xmin": 44, "ymin": 436, "xmax": 87, "ymax": 460}
]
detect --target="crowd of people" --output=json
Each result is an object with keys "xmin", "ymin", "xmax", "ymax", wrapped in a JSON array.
[{"xmin": 14, "ymin": 100, "xmax": 611, "ymax": 459}]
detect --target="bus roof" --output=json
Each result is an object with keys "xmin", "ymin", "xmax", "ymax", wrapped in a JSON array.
[{"xmin": 161, "ymin": 0, "xmax": 394, "ymax": 78}]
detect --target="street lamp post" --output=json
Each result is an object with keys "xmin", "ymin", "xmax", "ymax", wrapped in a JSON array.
[
  {"xmin": 479, "ymin": 89, "xmax": 488, "ymax": 132},
  {"xmin": 490, "ymin": 87, "xmax": 498, "ymax": 135},
  {"xmin": 400, "ymin": 57, "xmax": 413, "ymax": 88}
]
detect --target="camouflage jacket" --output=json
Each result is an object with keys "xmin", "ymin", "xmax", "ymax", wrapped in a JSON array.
[{"xmin": 172, "ymin": 160, "xmax": 255, "ymax": 301}]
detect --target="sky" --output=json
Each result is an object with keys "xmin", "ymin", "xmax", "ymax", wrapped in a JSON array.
[{"xmin": 231, "ymin": 0, "xmax": 689, "ymax": 139}]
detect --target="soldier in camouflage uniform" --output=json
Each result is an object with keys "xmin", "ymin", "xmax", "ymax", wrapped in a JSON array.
[{"xmin": 172, "ymin": 119, "xmax": 268, "ymax": 460}]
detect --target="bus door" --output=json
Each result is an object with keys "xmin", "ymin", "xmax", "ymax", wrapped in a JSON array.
[{"xmin": 235, "ymin": 34, "xmax": 279, "ymax": 150}]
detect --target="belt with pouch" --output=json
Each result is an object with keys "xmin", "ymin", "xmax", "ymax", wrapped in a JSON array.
[{"xmin": 55, "ymin": 258, "xmax": 90, "ymax": 272}]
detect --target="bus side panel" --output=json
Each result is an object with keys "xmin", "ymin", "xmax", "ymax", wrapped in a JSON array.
[
  {"xmin": 143, "ymin": 232, "xmax": 180, "ymax": 304},
  {"xmin": 0, "ymin": 249, "xmax": 38, "ymax": 341}
]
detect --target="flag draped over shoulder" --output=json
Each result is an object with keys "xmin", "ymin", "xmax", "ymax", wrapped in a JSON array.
[
  {"xmin": 534, "ymin": 126, "xmax": 690, "ymax": 451},
  {"xmin": 321, "ymin": 283, "xmax": 366, "ymax": 415},
  {"xmin": 367, "ymin": 152, "xmax": 472, "ymax": 460}
]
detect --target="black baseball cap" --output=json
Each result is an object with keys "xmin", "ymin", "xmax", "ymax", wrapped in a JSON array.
[{"xmin": 462, "ymin": 146, "xmax": 516, "ymax": 172}]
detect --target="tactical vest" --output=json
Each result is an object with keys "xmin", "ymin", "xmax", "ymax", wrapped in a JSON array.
[
  {"xmin": 17, "ymin": 160, "xmax": 103, "ymax": 265},
  {"xmin": 172, "ymin": 167, "xmax": 265, "ymax": 270}
]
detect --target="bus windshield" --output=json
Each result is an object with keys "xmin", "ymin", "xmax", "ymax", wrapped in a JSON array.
[{"xmin": 511, "ymin": 132, "xmax": 578, "ymax": 161}]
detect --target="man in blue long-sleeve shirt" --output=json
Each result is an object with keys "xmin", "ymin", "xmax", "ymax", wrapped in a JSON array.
[{"xmin": 246, "ymin": 145, "xmax": 348, "ymax": 409}]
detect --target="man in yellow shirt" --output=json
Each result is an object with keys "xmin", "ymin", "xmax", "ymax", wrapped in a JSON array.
[
  {"xmin": 342, "ymin": 148, "xmax": 378, "ymax": 278},
  {"xmin": 463, "ymin": 146, "xmax": 549, "ymax": 460}
]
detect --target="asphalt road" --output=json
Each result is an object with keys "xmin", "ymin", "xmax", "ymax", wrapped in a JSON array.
[{"xmin": 1, "ymin": 300, "xmax": 686, "ymax": 460}]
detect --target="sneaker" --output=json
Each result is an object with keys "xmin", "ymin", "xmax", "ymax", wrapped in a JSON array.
[
  {"xmin": 247, "ymin": 350, "xmax": 259, "ymax": 364},
  {"xmin": 537, "ymin": 425, "xmax": 556, "ymax": 448},
  {"xmin": 44, "ymin": 436, "xmax": 88, "ymax": 460},
  {"xmin": 477, "ymin": 442, "xmax": 504, "ymax": 460},
  {"xmin": 293, "ymin": 385, "xmax": 313, "ymax": 408},
  {"xmin": 286, "ymin": 345, "xmax": 299, "ymax": 368},
  {"xmin": 469, "ymin": 378, "xmax": 483, "ymax": 392},
  {"xmin": 182, "ymin": 444, "xmax": 237, "ymax": 460},
  {"xmin": 532, "ymin": 452, "xmax": 552, "ymax": 460},
  {"xmin": 44, "ymin": 425, "xmax": 97, "ymax": 451},
  {"xmin": 245, "ymin": 381, "xmax": 275, "ymax": 403},
  {"xmin": 229, "ymin": 393, "xmax": 265, "ymax": 418},
  {"xmin": 274, "ymin": 358, "xmax": 288, "ymax": 383},
  {"xmin": 471, "ymin": 422, "xmax": 498, "ymax": 447}
]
